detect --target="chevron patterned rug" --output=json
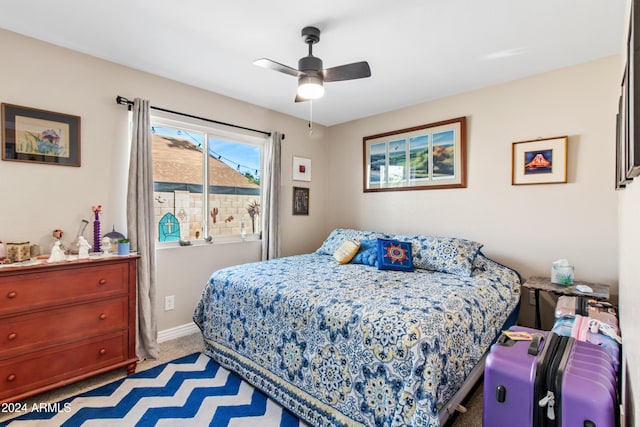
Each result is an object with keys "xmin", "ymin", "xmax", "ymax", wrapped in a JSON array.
[{"xmin": 1, "ymin": 353, "xmax": 308, "ymax": 427}]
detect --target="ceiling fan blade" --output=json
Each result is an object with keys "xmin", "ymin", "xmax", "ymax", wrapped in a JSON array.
[
  {"xmin": 253, "ymin": 58, "xmax": 300, "ymax": 77},
  {"xmin": 294, "ymin": 94, "xmax": 309, "ymax": 103},
  {"xmin": 323, "ymin": 61, "xmax": 371, "ymax": 82}
]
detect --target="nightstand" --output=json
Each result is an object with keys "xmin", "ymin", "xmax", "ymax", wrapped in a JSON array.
[{"xmin": 522, "ymin": 276, "xmax": 610, "ymax": 330}]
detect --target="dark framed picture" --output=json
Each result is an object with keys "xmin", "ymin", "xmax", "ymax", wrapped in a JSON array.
[
  {"xmin": 292, "ymin": 186, "xmax": 309, "ymax": 215},
  {"xmin": 627, "ymin": 0, "xmax": 640, "ymax": 178},
  {"xmin": 1, "ymin": 103, "xmax": 81, "ymax": 166},
  {"xmin": 616, "ymin": 109, "xmax": 627, "ymax": 190},
  {"xmin": 618, "ymin": 73, "xmax": 633, "ymax": 189},
  {"xmin": 512, "ymin": 136, "xmax": 567, "ymax": 185}
]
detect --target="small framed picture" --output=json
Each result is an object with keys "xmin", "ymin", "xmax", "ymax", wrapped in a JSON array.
[
  {"xmin": 292, "ymin": 186, "xmax": 309, "ymax": 215},
  {"xmin": 2, "ymin": 103, "xmax": 81, "ymax": 167},
  {"xmin": 512, "ymin": 136, "xmax": 567, "ymax": 185},
  {"xmin": 292, "ymin": 156, "xmax": 311, "ymax": 181}
]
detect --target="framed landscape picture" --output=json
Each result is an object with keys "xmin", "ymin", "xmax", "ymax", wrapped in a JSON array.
[
  {"xmin": 512, "ymin": 136, "xmax": 567, "ymax": 185},
  {"xmin": 1, "ymin": 103, "xmax": 81, "ymax": 167},
  {"xmin": 363, "ymin": 116, "xmax": 467, "ymax": 192}
]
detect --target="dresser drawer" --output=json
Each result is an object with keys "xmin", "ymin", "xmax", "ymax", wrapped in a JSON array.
[
  {"xmin": 0, "ymin": 262, "xmax": 128, "ymax": 316},
  {"xmin": 0, "ymin": 297, "xmax": 128, "ymax": 358},
  {"xmin": 0, "ymin": 332, "xmax": 128, "ymax": 402}
]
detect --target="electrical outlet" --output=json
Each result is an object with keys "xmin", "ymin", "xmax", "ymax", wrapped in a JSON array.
[{"xmin": 165, "ymin": 295, "xmax": 175, "ymax": 311}]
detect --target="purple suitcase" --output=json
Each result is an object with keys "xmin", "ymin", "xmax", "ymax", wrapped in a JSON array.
[
  {"xmin": 552, "ymin": 315, "xmax": 621, "ymax": 373},
  {"xmin": 483, "ymin": 326, "xmax": 618, "ymax": 427}
]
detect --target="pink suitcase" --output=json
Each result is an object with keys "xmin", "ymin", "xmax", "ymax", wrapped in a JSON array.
[
  {"xmin": 483, "ymin": 326, "xmax": 618, "ymax": 427},
  {"xmin": 555, "ymin": 295, "xmax": 618, "ymax": 327}
]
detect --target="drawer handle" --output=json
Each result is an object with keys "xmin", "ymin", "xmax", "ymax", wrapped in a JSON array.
[
  {"xmin": 98, "ymin": 279, "xmax": 107, "ymax": 286},
  {"xmin": 99, "ymin": 313, "xmax": 107, "ymax": 320},
  {"xmin": 99, "ymin": 348, "xmax": 107, "ymax": 356},
  {"xmin": 6, "ymin": 374, "xmax": 16, "ymax": 382},
  {"xmin": 7, "ymin": 291, "xmax": 17, "ymax": 299},
  {"xmin": 7, "ymin": 333, "xmax": 17, "ymax": 341}
]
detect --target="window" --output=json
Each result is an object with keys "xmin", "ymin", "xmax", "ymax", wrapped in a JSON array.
[{"xmin": 151, "ymin": 115, "xmax": 264, "ymax": 243}]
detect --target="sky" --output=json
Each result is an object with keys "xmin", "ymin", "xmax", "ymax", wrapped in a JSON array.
[{"xmin": 152, "ymin": 125, "xmax": 261, "ymax": 176}]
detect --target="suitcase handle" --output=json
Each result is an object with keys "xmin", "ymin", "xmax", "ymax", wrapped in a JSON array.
[{"xmin": 528, "ymin": 333, "xmax": 544, "ymax": 356}]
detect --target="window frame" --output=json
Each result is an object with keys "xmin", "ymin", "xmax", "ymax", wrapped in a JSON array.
[{"xmin": 150, "ymin": 112, "xmax": 265, "ymax": 247}]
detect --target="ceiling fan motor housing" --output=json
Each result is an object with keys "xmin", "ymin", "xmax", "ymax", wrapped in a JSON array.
[{"xmin": 298, "ymin": 56, "xmax": 323, "ymax": 74}]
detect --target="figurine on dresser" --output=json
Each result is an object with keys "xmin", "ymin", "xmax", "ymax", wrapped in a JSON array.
[
  {"xmin": 48, "ymin": 241, "xmax": 66, "ymax": 262},
  {"xmin": 78, "ymin": 236, "xmax": 90, "ymax": 259}
]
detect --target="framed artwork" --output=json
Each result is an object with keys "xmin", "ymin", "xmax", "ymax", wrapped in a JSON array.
[
  {"xmin": 512, "ymin": 136, "xmax": 567, "ymax": 185},
  {"xmin": 1, "ymin": 103, "xmax": 81, "ymax": 167},
  {"xmin": 616, "ymin": 110, "xmax": 627, "ymax": 190},
  {"xmin": 627, "ymin": 1, "xmax": 640, "ymax": 179},
  {"xmin": 292, "ymin": 156, "xmax": 311, "ymax": 181},
  {"xmin": 618, "ymin": 72, "xmax": 633, "ymax": 189},
  {"xmin": 292, "ymin": 186, "xmax": 309, "ymax": 215},
  {"xmin": 363, "ymin": 116, "xmax": 467, "ymax": 192}
]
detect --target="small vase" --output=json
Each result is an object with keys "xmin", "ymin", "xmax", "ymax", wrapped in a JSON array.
[
  {"xmin": 93, "ymin": 214, "xmax": 101, "ymax": 253},
  {"xmin": 117, "ymin": 242, "xmax": 130, "ymax": 256}
]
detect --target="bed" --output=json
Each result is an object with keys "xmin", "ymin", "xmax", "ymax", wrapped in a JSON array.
[{"xmin": 193, "ymin": 229, "xmax": 521, "ymax": 426}]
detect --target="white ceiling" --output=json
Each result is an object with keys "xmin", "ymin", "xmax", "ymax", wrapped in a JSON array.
[{"xmin": 0, "ymin": 0, "xmax": 626, "ymax": 126}]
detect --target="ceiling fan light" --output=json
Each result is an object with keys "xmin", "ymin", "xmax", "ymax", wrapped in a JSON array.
[{"xmin": 297, "ymin": 75, "xmax": 325, "ymax": 100}]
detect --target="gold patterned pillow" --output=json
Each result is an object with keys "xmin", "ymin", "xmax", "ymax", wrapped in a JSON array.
[{"xmin": 333, "ymin": 239, "xmax": 361, "ymax": 264}]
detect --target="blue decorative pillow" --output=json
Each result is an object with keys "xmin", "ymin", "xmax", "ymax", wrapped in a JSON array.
[
  {"xmin": 376, "ymin": 238, "xmax": 414, "ymax": 271},
  {"xmin": 394, "ymin": 234, "xmax": 483, "ymax": 276},
  {"xmin": 316, "ymin": 229, "xmax": 387, "ymax": 255},
  {"xmin": 350, "ymin": 239, "xmax": 378, "ymax": 267}
]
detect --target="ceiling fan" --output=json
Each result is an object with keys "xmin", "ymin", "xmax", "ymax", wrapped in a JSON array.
[{"xmin": 253, "ymin": 26, "xmax": 371, "ymax": 102}]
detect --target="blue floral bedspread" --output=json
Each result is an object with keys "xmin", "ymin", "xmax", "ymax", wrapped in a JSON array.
[{"xmin": 193, "ymin": 252, "xmax": 520, "ymax": 427}]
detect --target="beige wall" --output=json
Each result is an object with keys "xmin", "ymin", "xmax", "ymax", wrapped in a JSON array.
[
  {"xmin": 0, "ymin": 29, "xmax": 330, "ymax": 332},
  {"xmin": 618, "ymin": 1, "xmax": 640, "ymax": 423},
  {"xmin": 620, "ymin": 179, "xmax": 640, "ymax": 425},
  {"xmin": 327, "ymin": 56, "xmax": 621, "ymax": 291}
]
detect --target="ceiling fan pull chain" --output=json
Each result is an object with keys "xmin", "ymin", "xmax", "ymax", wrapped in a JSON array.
[{"xmin": 308, "ymin": 100, "xmax": 313, "ymax": 135}]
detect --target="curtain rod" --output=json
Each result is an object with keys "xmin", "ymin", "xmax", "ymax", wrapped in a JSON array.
[{"xmin": 115, "ymin": 96, "xmax": 272, "ymax": 137}]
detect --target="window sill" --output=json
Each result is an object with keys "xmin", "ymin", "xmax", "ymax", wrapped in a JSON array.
[{"xmin": 155, "ymin": 235, "xmax": 260, "ymax": 251}]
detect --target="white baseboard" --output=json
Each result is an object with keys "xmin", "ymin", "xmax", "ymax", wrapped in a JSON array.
[{"xmin": 157, "ymin": 322, "xmax": 200, "ymax": 343}]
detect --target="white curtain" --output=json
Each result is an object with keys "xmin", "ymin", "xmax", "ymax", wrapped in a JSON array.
[
  {"xmin": 127, "ymin": 98, "xmax": 159, "ymax": 359},
  {"xmin": 261, "ymin": 131, "xmax": 282, "ymax": 260}
]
